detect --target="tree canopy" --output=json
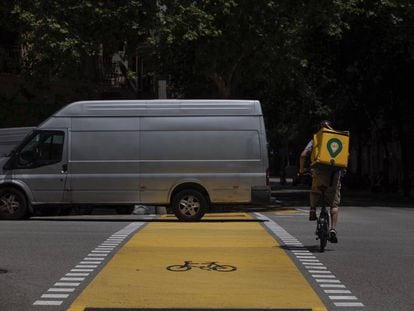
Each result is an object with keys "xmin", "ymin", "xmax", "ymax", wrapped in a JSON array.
[{"xmin": 1, "ymin": 0, "xmax": 413, "ymax": 193}]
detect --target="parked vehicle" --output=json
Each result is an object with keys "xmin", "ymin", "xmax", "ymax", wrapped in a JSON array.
[{"xmin": 0, "ymin": 100, "xmax": 271, "ymax": 221}]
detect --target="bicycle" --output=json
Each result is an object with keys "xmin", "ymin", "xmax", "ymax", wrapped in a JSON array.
[
  {"xmin": 315, "ymin": 184, "xmax": 330, "ymax": 252},
  {"xmin": 166, "ymin": 261, "xmax": 237, "ymax": 272}
]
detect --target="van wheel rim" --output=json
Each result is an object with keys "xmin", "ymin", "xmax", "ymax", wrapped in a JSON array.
[
  {"xmin": 0, "ymin": 194, "xmax": 20, "ymax": 215},
  {"xmin": 178, "ymin": 195, "xmax": 200, "ymax": 216}
]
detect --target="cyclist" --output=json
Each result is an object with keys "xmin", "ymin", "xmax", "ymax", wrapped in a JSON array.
[{"xmin": 298, "ymin": 120, "xmax": 342, "ymax": 243}]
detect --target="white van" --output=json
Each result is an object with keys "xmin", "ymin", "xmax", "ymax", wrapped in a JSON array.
[{"xmin": 0, "ymin": 100, "xmax": 271, "ymax": 220}]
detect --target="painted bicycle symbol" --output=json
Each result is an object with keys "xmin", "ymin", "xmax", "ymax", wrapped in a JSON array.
[{"xmin": 166, "ymin": 261, "xmax": 237, "ymax": 272}]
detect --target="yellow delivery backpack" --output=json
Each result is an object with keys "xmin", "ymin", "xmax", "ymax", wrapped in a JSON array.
[{"xmin": 311, "ymin": 128, "xmax": 350, "ymax": 169}]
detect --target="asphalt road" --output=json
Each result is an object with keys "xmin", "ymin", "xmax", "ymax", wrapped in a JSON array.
[
  {"xmin": 263, "ymin": 205, "xmax": 414, "ymax": 311},
  {"xmin": 0, "ymin": 205, "xmax": 413, "ymax": 311}
]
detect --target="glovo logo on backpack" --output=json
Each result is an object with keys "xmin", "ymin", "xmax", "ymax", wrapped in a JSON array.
[{"xmin": 327, "ymin": 138, "xmax": 343, "ymax": 158}]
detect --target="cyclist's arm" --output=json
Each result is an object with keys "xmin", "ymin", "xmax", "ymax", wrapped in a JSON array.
[{"xmin": 299, "ymin": 149, "xmax": 310, "ymax": 175}]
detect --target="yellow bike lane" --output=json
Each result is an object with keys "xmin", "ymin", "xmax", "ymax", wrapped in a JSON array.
[{"xmin": 68, "ymin": 213, "xmax": 326, "ymax": 310}]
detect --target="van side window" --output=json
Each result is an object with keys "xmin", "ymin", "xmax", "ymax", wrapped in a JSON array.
[{"xmin": 16, "ymin": 131, "xmax": 64, "ymax": 168}]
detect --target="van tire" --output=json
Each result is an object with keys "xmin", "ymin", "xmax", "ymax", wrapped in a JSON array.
[
  {"xmin": 172, "ymin": 189, "xmax": 207, "ymax": 221},
  {"xmin": 0, "ymin": 188, "xmax": 28, "ymax": 220}
]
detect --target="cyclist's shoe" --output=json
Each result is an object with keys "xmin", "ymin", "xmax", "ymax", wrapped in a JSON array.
[
  {"xmin": 309, "ymin": 208, "xmax": 317, "ymax": 221},
  {"xmin": 329, "ymin": 229, "xmax": 338, "ymax": 243}
]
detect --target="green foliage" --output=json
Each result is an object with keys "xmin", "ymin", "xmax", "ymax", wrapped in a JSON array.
[
  {"xmin": 12, "ymin": 0, "xmax": 158, "ymax": 80},
  {"xmin": 1, "ymin": 0, "xmax": 413, "ymax": 189}
]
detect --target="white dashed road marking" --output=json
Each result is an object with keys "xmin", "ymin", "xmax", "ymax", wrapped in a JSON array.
[
  {"xmin": 33, "ymin": 221, "xmax": 150, "ymax": 307},
  {"xmin": 255, "ymin": 213, "xmax": 364, "ymax": 309}
]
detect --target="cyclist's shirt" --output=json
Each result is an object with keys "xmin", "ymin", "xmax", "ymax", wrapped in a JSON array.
[{"xmin": 304, "ymin": 140, "xmax": 313, "ymax": 153}]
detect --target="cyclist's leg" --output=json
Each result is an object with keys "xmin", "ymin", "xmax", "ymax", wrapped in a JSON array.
[
  {"xmin": 330, "ymin": 174, "xmax": 341, "ymax": 230},
  {"xmin": 309, "ymin": 170, "xmax": 319, "ymax": 221},
  {"xmin": 328, "ymin": 174, "xmax": 341, "ymax": 243}
]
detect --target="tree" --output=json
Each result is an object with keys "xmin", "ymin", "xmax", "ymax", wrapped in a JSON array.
[{"xmin": 13, "ymin": 0, "xmax": 157, "ymax": 81}]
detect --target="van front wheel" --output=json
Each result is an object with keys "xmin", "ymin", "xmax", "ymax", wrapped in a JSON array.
[
  {"xmin": 172, "ymin": 190, "xmax": 207, "ymax": 221},
  {"xmin": 0, "ymin": 188, "xmax": 28, "ymax": 220}
]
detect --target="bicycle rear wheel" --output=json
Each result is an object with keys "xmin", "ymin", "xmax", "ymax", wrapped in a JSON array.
[
  {"xmin": 320, "ymin": 231, "xmax": 328, "ymax": 252},
  {"xmin": 318, "ymin": 210, "xmax": 330, "ymax": 252}
]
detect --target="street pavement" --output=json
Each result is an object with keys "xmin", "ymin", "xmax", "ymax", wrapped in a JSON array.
[{"xmin": 0, "ymin": 201, "xmax": 413, "ymax": 311}]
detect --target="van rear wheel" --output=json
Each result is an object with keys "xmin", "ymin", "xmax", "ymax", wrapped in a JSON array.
[
  {"xmin": 172, "ymin": 190, "xmax": 207, "ymax": 221},
  {"xmin": 0, "ymin": 188, "xmax": 28, "ymax": 220}
]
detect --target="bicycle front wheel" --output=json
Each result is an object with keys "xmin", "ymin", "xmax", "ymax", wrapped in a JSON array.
[{"xmin": 213, "ymin": 265, "xmax": 237, "ymax": 272}]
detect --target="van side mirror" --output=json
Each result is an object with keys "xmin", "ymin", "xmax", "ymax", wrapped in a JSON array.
[
  {"xmin": 3, "ymin": 156, "xmax": 16, "ymax": 171},
  {"xmin": 3, "ymin": 151, "xmax": 38, "ymax": 170}
]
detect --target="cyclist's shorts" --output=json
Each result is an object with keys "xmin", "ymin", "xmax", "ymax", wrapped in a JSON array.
[{"xmin": 310, "ymin": 170, "xmax": 341, "ymax": 208}]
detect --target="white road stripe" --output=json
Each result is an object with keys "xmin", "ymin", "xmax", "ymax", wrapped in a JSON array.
[
  {"xmin": 60, "ymin": 277, "xmax": 85, "ymax": 281},
  {"xmin": 306, "ymin": 266, "xmax": 327, "ymax": 270},
  {"xmin": 296, "ymin": 256, "xmax": 317, "ymax": 259},
  {"xmin": 33, "ymin": 300, "xmax": 62, "ymax": 306},
  {"xmin": 80, "ymin": 261, "xmax": 101, "ymax": 264},
  {"xmin": 324, "ymin": 290, "xmax": 352, "ymax": 294},
  {"xmin": 66, "ymin": 273, "xmax": 89, "ymax": 276},
  {"xmin": 92, "ymin": 250, "xmax": 111, "ymax": 253},
  {"xmin": 334, "ymin": 302, "xmax": 365, "ymax": 307},
  {"xmin": 75, "ymin": 265, "xmax": 97, "ymax": 268},
  {"xmin": 54, "ymin": 282, "xmax": 80, "ymax": 287},
  {"xmin": 71, "ymin": 269, "xmax": 93, "ymax": 272},
  {"xmin": 41, "ymin": 294, "xmax": 69, "ymax": 299},
  {"xmin": 83, "ymin": 257, "xmax": 104, "ymax": 261},
  {"xmin": 48, "ymin": 288, "xmax": 75, "ymax": 292},
  {"xmin": 309, "ymin": 270, "xmax": 331, "ymax": 273},
  {"xmin": 316, "ymin": 279, "xmax": 341, "ymax": 283},
  {"xmin": 88, "ymin": 253, "xmax": 108, "ymax": 257},
  {"xmin": 329, "ymin": 295, "xmax": 358, "ymax": 300}
]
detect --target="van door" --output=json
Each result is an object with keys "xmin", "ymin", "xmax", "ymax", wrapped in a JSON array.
[
  {"xmin": 10, "ymin": 130, "xmax": 68, "ymax": 203},
  {"xmin": 69, "ymin": 118, "xmax": 140, "ymax": 204}
]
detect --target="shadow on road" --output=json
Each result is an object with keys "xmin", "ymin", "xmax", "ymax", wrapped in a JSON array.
[
  {"xmin": 25, "ymin": 216, "xmax": 266, "ymax": 223},
  {"xmin": 277, "ymin": 244, "xmax": 335, "ymax": 253}
]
